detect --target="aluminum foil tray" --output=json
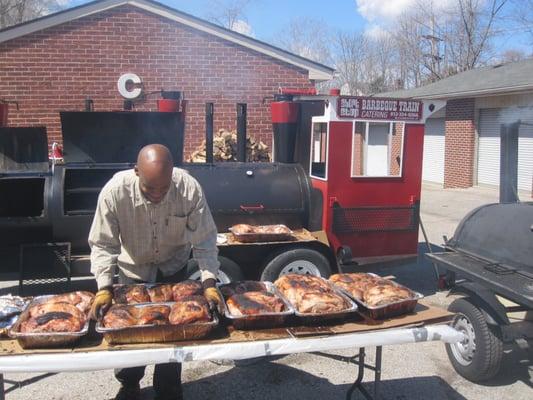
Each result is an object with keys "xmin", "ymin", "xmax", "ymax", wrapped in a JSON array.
[
  {"xmin": 220, "ymin": 282, "xmax": 295, "ymax": 330},
  {"xmin": 330, "ymin": 273, "xmax": 423, "ymax": 320},
  {"xmin": 9, "ymin": 295, "xmax": 89, "ymax": 349},
  {"xmin": 95, "ymin": 302, "xmax": 218, "ymax": 344},
  {"xmin": 229, "ymin": 225, "xmax": 294, "ymax": 243}
]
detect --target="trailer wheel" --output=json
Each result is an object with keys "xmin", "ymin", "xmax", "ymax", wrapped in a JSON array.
[
  {"xmin": 260, "ymin": 248, "xmax": 332, "ymax": 281},
  {"xmin": 445, "ymin": 298, "xmax": 503, "ymax": 382},
  {"xmin": 186, "ymin": 256, "xmax": 244, "ymax": 283}
]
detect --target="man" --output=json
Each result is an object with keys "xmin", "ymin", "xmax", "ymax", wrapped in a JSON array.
[{"xmin": 88, "ymin": 144, "xmax": 222, "ymax": 400}]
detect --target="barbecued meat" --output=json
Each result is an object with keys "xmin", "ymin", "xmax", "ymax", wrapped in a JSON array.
[
  {"xmin": 230, "ymin": 224, "xmax": 291, "ymax": 235},
  {"xmin": 135, "ymin": 305, "xmax": 171, "ymax": 325},
  {"xmin": 329, "ymin": 273, "xmax": 410, "ymax": 306},
  {"xmin": 363, "ymin": 284, "xmax": 413, "ymax": 307},
  {"xmin": 226, "ymin": 291, "xmax": 285, "ymax": 316},
  {"xmin": 22, "ymin": 301, "xmax": 86, "ymax": 333},
  {"xmin": 220, "ymin": 281, "xmax": 266, "ymax": 298},
  {"xmin": 147, "ymin": 284, "xmax": 173, "ymax": 302},
  {"xmin": 172, "ymin": 280, "xmax": 204, "ymax": 301},
  {"xmin": 48, "ymin": 291, "xmax": 95, "ymax": 313},
  {"xmin": 113, "ymin": 285, "xmax": 151, "ymax": 304},
  {"xmin": 274, "ymin": 274, "xmax": 349, "ymax": 314},
  {"xmin": 169, "ymin": 296, "xmax": 210, "ymax": 325},
  {"xmin": 103, "ymin": 305, "xmax": 138, "ymax": 329},
  {"xmin": 20, "ymin": 311, "xmax": 85, "ymax": 333}
]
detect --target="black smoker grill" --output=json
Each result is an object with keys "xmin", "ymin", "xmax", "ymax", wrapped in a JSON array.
[
  {"xmin": 0, "ymin": 127, "xmax": 52, "ymax": 245},
  {"xmin": 427, "ymin": 121, "xmax": 533, "ymax": 383}
]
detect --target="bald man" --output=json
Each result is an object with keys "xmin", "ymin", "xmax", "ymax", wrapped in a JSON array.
[{"xmin": 88, "ymin": 144, "xmax": 221, "ymax": 400}]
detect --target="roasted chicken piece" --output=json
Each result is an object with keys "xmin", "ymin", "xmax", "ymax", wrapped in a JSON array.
[
  {"xmin": 103, "ymin": 305, "xmax": 138, "ymax": 329},
  {"xmin": 147, "ymin": 284, "xmax": 173, "ymax": 302},
  {"xmin": 226, "ymin": 291, "xmax": 285, "ymax": 316},
  {"xmin": 220, "ymin": 281, "xmax": 266, "ymax": 298},
  {"xmin": 363, "ymin": 284, "xmax": 413, "ymax": 307},
  {"xmin": 274, "ymin": 274, "xmax": 349, "ymax": 314},
  {"xmin": 22, "ymin": 301, "xmax": 87, "ymax": 333},
  {"xmin": 169, "ymin": 296, "xmax": 210, "ymax": 325},
  {"xmin": 230, "ymin": 224, "xmax": 291, "ymax": 235},
  {"xmin": 136, "ymin": 305, "xmax": 171, "ymax": 325},
  {"xmin": 172, "ymin": 280, "xmax": 203, "ymax": 301},
  {"xmin": 113, "ymin": 285, "xmax": 151, "ymax": 304},
  {"xmin": 329, "ymin": 273, "xmax": 383, "ymax": 300},
  {"xmin": 48, "ymin": 291, "xmax": 95, "ymax": 313},
  {"xmin": 230, "ymin": 224, "xmax": 254, "ymax": 234}
]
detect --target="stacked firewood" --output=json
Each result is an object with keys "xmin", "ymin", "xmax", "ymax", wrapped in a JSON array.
[{"xmin": 187, "ymin": 129, "xmax": 271, "ymax": 162}]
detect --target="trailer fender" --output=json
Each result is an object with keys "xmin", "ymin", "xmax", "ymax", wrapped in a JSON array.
[{"xmin": 449, "ymin": 282, "xmax": 509, "ymax": 326}]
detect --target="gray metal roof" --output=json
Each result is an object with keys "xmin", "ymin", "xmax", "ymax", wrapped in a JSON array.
[
  {"xmin": 0, "ymin": 0, "xmax": 335, "ymax": 81},
  {"xmin": 380, "ymin": 58, "xmax": 533, "ymax": 99}
]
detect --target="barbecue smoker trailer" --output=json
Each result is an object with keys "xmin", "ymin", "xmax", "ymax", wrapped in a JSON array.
[
  {"xmin": 0, "ymin": 91, "xmax": 444, "ymax": 284},
  {"xmin": 428, "ymin": 121, "xmax": 533, "ymax": 383}
]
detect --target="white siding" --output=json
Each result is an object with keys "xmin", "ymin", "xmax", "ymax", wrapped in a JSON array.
[{"xmin": 422, "ymin": 117, "xmax": 445, "ymax": 184}]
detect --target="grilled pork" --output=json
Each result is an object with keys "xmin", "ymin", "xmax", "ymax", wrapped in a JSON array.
[
  {"xmin": 169, "ymin": 296, "xmax": 210, "ymax": 325},
  {"xmin": 136, "ymin": 305, "xmax": 171, "ymax": 325},
  {"xmin": 23, "ymin": 302, "xmax": 86, "ymax": 333},
  {"xmin": 171, "ymin": 280, "xmax": 203, "ymax": 301},
  {"xmin": 48, "ymin": 291, "xmax": 95, "ymax": 313},
  {"xmin": 147, "ymin": 284, "xmax": 173, "ymax": 302},
  {"xmin": 113, "ymin": 285, "xmax": 151, "ymax": 304},
  {"xmin": 103, "ymin": 305, "xmax": 138, "ymax": 329},
  {"xmin": 363, "ymin": 284, "xmax": 413, "ymax": 307},
  {"xmin": 226, "ymin": 291, "xmax": 285, "ymax": 316}
]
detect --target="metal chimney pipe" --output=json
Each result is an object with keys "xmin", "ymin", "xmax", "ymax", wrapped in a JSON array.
[
  {"xmin": 500, "ymin": 121, "xmax": 520, "ymax": 203},
  {"xmin": 205, "ymin": 103, "xmax": 214, "ymax": 163},
  {"xmin": 236, "ymin": 103, "xmax": 247, "ymax": 162}
]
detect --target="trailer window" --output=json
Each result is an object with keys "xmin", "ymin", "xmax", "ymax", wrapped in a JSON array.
[
  {"xmin": 351, "ymin": 122, "xmax": 404, "ymax": 177},
  {"xmin": 310, "ymin": 122, "xmax": 328, "ymax": 179}
]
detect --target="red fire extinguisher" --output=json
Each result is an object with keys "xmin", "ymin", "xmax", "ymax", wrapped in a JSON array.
[{"xmin": 0, "ymin": 100, "xmax": 19, "ymax": 127}]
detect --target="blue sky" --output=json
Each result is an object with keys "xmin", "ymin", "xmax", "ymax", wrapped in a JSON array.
[{"xmin": 68, "ymin": 0, "xmax": 530, "ymax": 55}]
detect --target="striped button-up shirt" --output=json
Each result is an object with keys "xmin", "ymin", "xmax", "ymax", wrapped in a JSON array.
[{"xmin": 88, "ymin": 168, "xmax": 219, "ymax": 289}]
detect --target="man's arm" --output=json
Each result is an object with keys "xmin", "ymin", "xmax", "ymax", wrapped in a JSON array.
[
  {"xmin": 186, "ymin": 182, "xmax": 220, "ymax": 285},
  {"xmin": 88, "ymin": 190, "xmax": 121, "ymax": 290}
]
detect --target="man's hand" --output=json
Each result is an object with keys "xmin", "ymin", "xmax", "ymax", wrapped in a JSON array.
[
  {"xmin": 90, "ymin": 289, "xmax": 113, "ymax": 320},
  {"xmin": 203, "ymin": 280, "xmax": 224, "ymax": 314}
]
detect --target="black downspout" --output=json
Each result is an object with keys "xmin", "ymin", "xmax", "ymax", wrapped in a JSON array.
[
  {"xmin": 237, "ymin": 103, "xmax": 247, "ymax": 162},
  {"xmin": 205, "ymin": 103, "xmax": 214, "ymax": 163},
  {"xmin": 500, "ymin": 121, "xmax": 520, "ymax": 203}
]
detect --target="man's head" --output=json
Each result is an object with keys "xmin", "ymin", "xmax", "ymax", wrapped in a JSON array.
[{"xmin": 135, "ymin": 144, "xmax": 174, "ymax": 203}]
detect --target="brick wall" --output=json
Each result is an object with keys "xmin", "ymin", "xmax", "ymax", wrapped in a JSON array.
[
  {"xmin": 444, "ymin": 98, "xmax": 476, "ymax": 188},
  {"xmin": 351, "ymin": 122, "xmax": 364, "ymax": 175},
  {"xmin": 389, "ymin": 122, "xmax": 403, "ymax": 176},
  {"xmin": 0, "ymin": 5, "xmax": 313, "ymax": 157}
]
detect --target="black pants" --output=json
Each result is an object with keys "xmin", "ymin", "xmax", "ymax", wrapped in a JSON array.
[{"xmin": 114, "ymin": 267, "xmax": 188, "ymax": 398}]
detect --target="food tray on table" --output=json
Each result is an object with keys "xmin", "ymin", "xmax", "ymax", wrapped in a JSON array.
[
  {"xmin": 229, "ymin": 224, "xmax": 294, "ymax": 243},
  {"xmin": 9, "ymin": 295, "xmax": 90, "ymax": 349},
  {"xmin": 113, "ymin": 281, "xmax": 203, "ymax": 304},
  {"xmin": 330, "ymin": 273, "xmax": 423, "ymax": 320},
  {"xmin": 95, "ymin": 302, "xmax": 218, "ymax": 344},
  {"xmin": 220, "ymin": 281, "xmax": 295, "ymax": 330}
]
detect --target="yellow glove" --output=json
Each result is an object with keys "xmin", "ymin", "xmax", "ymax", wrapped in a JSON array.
[
  {"xmin": 89, "ymin": 289, "xmax": 113, "ymax": 320},
  {"xmin": 204, "ymin": 287, "xmax": 224, "ymax": 314}
]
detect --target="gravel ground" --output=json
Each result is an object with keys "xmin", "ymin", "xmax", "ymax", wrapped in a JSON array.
[{"xmin": 1, "ymin": 184, "xmax": 532, "ymax": 399}]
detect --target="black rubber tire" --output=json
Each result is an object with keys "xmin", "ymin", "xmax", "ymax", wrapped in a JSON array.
[
  {"xmin": 260, "ymin": 248, "xmax": 332, "ymax": 281},
  {"xmin": 445, "ymin": 298, "xmax": 503, "ymax": 382},
  {"xmin": 186, "ymin": 256, "xmax": 244, "ymax": 283}
]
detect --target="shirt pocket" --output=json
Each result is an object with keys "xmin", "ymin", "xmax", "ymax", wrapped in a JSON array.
[{"xmin": 164, "ymin": 215, "xmax": 188, "ymax": 246}]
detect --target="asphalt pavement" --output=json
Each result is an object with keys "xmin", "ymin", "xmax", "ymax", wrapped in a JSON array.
[{"xmin": 1, "ymin": 183, "xmax": 531, "ymax": 399}]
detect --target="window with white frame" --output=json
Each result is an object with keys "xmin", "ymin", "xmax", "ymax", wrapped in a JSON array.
[{"xmin": 351, "ymin": 121, "xmax": 404, "ymax": 177}]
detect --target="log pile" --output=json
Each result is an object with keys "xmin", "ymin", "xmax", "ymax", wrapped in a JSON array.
[{"xmin": 187, "ymin": 129, "xmax": 271, "ymax": 162}]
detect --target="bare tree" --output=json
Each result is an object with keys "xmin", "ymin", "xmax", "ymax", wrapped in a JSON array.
[
  {"xmin": 510, "ymin": 0, "xmax": 533, "ymax": 46},
  {"xmin": 206, "ymin": 0, "xmax": 253, "ymax": 33},
  {"xmin": 0, "ymin": 0, "xmax": 64, "ymax": 29}
]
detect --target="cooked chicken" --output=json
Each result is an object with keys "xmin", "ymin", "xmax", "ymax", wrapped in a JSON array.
[
  {"xmin": 230, "ymin": 224, "xmax": 254, "ymax": 234},
  {"xmin": 113, "ymin": 285, "xmax": 151, "ymax": 304},
  {"xmin": 48, "ymin": 291, "xmax": 95, "ymax": 313},
  {"xmin": 329, "ymin": 273, "xmax": 384, "ymax": 300},
  {"xmin": 28, "ymin": 301, "xmax": 85, "ymax": 321},
  {"xmin": 103, "ymin": 305, "xmax": 138, "ymax": 329},
  {"xmin": 169, "ymin": 296, "xmax": 210, "ymax": 325},
  {"xmin": 274, "ymin": 274, "xmax": 349, "ymax": 314},
  {"xmin": 226, "ymin": 291, "xmax": 285, "ymax": 316},
  {"xmin": 136, "ymin": 305, "xmax": 170, "ymax": 325},
  {"xmin": 147, "ymin": 284, "xmax": 174, "ymax": 302},
  {"xmin": 220, "ymin": 281, "xmax": 266, "ymax": 298},
  {"xmin": 230, "ymin": 224, "xmax": 291, "ymax": 235},
  {"xmin": 363, "ymin": 284, "xmax": 413, "ymax": 307},
  {"xmin": 172, "ymin": 280, "xmax": 203, "ymax": 301},
  {"xmin": 20, "ymin": 311, "xmax": 85, "ymax": 333}
]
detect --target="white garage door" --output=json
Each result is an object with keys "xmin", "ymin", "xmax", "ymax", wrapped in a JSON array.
[
  {"xmin": 478, "ymin": 108, "xmax": 533, "ymax": 192},
  {"xmin": 422, "ymin": 117, "xmax": 445, "ymax": 184}
]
